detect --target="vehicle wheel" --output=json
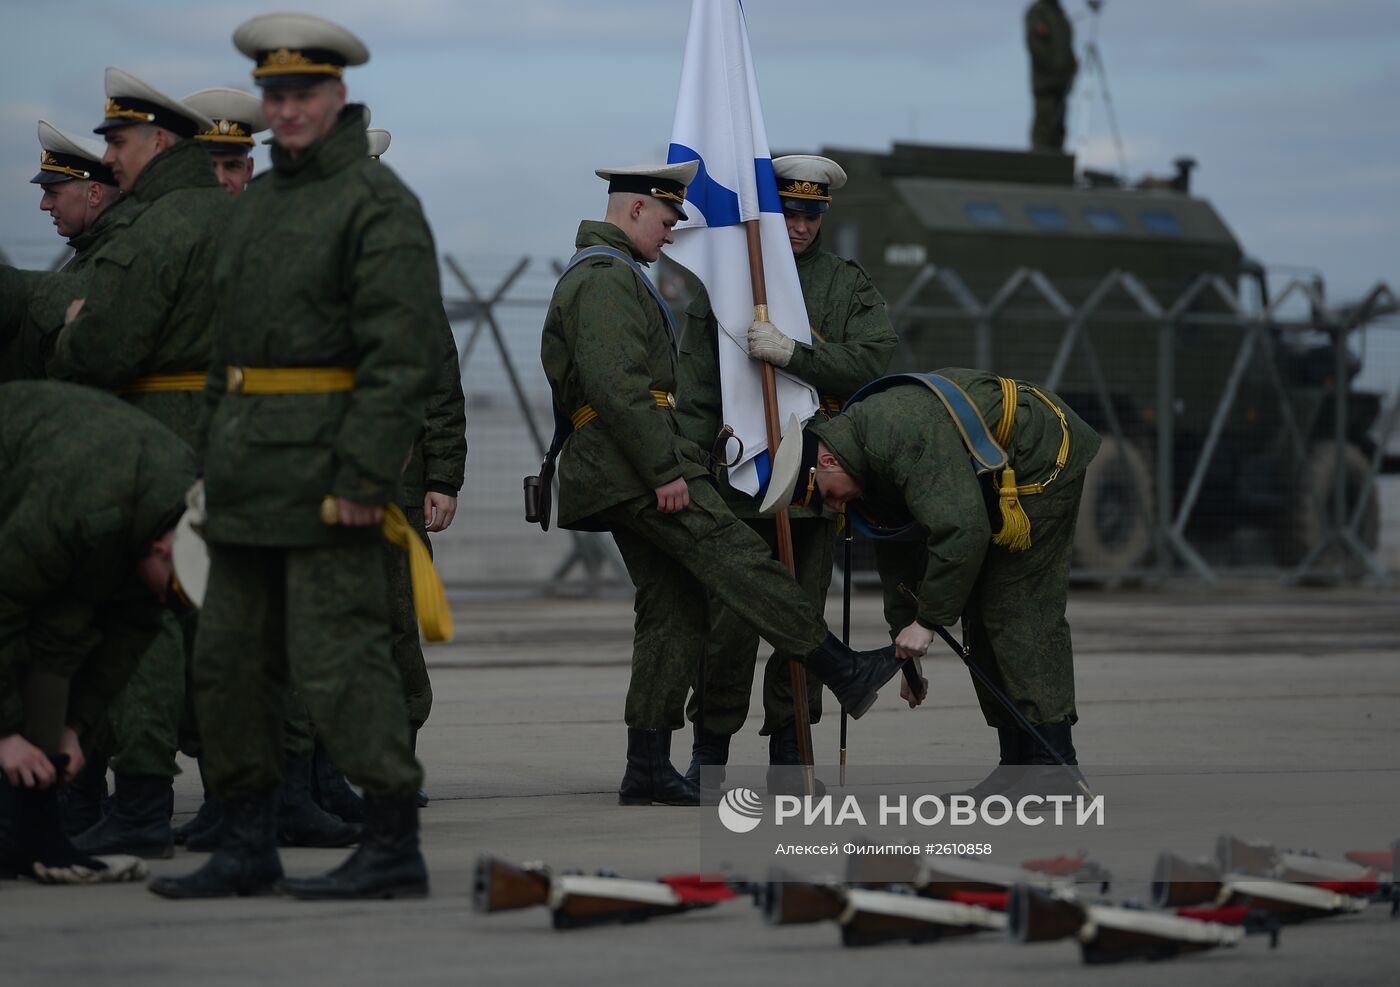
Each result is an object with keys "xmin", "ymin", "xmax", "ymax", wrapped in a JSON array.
[
  {"xmin": 1074, "ymin": 436, "xmax": 1154, "ymax": 572},
  {"xmin": 1282, "ymin": 441, "xmax": 1380, "ymax": 569}
]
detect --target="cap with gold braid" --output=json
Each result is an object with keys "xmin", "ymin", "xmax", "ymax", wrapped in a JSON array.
[
  {"xmin": 595, "ymin": 161, "xmax": 699, "ymax": 220},
  {"xmin": 772, "ymin": 154, "xmax": 847, "ymax": 215},
  {"xmin": 95, "ymin": 67, "xmax": 213, "ymax": 139},
  {"xmin": 32, "ymin": 120, "xmax": 115, "ymax": 187},
  {"xmin": 233, "ymin": 12, "xmax": 369, "ymax": 89},
  {"xmin": 366, "ymin": 128, "xmax": 391, "ymax": 159},
  {"xmin": 181, "ymin": 88, "xmax": 267, "ymax": 150}
]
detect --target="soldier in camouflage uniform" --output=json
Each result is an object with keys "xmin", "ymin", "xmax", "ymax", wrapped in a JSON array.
[
  {"xmin": 677, "ymin": 155, "xmax": 896, "ymax": 789},
  {"xmin": 770, "ymin": 369, "xmax": 1100, "ymax": 796},
  {"xmin": 0, "ymin": 121, "xmax": 126, "ymax": 384},
  {"xmin": 1025, "ymin": 0, "xmax": 1078, "ymax": 151},
  {"xmin": 151, "ymin": 13, "xmax": 437, "ymax": 901},
  {"xmin": 40, "ymin": 69, "xmax": 230, "ymax": 860},
  {"xmin": 0, "ymin": 382, "xmax": 194, "ymax": 884},
  {"xmin": 541, "ymin": 162, "xmax": 904, "ymax": 807}
]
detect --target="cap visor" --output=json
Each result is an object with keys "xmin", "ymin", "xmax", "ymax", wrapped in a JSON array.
[{"xmin": 758, "ymin": 414, "xmax": 805, "ymax": 515}]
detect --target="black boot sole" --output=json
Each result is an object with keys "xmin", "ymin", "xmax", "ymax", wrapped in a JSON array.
[
  {"xmin": 147, "ymin": 878, "xmax": 280, "ymax": 900},
  {"xmin": 75, "ymin": 841, "xmax": 175, "ymax": 860},
  {"xmin": 278, "ymin": 879, "xmax": 429, "ymax": 900}
]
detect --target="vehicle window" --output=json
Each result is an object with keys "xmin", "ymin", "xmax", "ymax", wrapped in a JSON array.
[
  {"xmin": 1026, "ymin": 205, "xmax": 1070, "ymax": 230},
  {"xmin": 1141, "ymin": 210, "xmax": 1183, "ymax": 235},
  {"xmin": 1083, "ymin": 207, "xmax": 1124, "ymax": 232},
  {"xmin": 964, "ymin": 202, "xmax": 1008, "ymax": 227}
]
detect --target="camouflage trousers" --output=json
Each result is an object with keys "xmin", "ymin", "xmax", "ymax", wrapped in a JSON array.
[
  {"xmin": 686, "ymin": 516, "xmax": 832, "ymax": 737},
  {"xmin": 192, "ymin": 539, "xmax": 421, "ymax": 800},
  {"xmin": 83, "ymin": 610, "xmax": 190, "ymax": 778},
  {"xmin": 600, "ymin": 478, "xmax": 829, "ymax": 731},
  {"xmin": 385, "ymin": 500, "xmax": 432, "ymax": 729},
  {"xmin": 876, "ymin": 473, "xmax": 1085, "ymax": 728},
  {"xmin": 1032, "ymin": 92, "xmax": 1069, "ymax": 150}
]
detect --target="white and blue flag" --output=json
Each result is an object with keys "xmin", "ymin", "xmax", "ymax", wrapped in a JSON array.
[{"xmin": 663, "ymin": 0, "xmax": 818, "ymax": 496}]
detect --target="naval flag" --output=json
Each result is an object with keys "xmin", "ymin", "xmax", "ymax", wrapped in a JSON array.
[{"xmin": 663, "ymin": 0, "xmax": 818, "ymax": 496}]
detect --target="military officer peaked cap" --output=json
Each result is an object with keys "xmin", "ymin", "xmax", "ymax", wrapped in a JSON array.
[
  {"xmin": 758, "ymin": 415, "xmax": 824, "ymax": 515},
  {"xmin": 95, "ymin": 67, "xmax": 213, "ymax": 139},
  {"xmin": 182, "ymin": 88, "xmax": 267, "ymax": 149},
  {"xmin": 32, "ymin": 120, "xmax": 115, "ymax": 187},
  {"xmin": 773, "ymin": 154, "xmax": 847, "ymax": 214},
  {"xmin": 595, "ymin": 161, "xmax": 699, "ymax": 220},
  {"xmin": 233, "ymin": 12, "xmax": 370, "ymax": 89},
  {"xmin": 366, "ymin": 128, "xmax": 391, "ymax": 159}
]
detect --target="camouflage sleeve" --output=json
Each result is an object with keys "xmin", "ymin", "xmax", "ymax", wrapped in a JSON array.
[
  {"xmin": 675, "ymin": 286, "xmax": 725, "ymax": 449},
  {"xmin": 0, "ymin": 266, "xmax": 38, "ymax": 349},
  {"xmin": 903, "ymin": 456, "xmax": 991, "ymax": 628},
  {"xmin": 330, "ymin": 194, "xmax": 437, "ymax": 504},
  {"xmin": 572, "ymin": 270, "xmax": 685, "ymax": 488},
  {"xmin": 46, "ymin": 234, "xmax": 176, "ymax": 389},
  {"xmin": 783, "ymin": 266, "xmax": 897, "ymax": 398},
  {"xmin": 420, "ymin": 304, "xmax": 467, "ymax": 496}
]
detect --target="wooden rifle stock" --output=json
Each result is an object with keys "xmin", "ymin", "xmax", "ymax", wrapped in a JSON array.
[{"xmin": 473, "ymin": 855, "xmax": 552, "ymax": 913}]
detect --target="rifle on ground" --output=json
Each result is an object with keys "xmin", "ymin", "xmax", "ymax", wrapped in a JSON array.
[
  {"xmin": 1217, "ymin": 834, "xmax": 1394, "ymax": 903},
  {"xmin": 473, "ymin": 855, "xmax": 739, "ymax": 929},
  {"xmin": 1009, "ymin": 884, "xmax": 1247, "ymax": 965},
  {"xmin": 1151, "ymin": 850, "xmax": 1371, "ymax": 922},
  {"xmin": 762, "ymin": 869, "xmax": 1004, "ymax": 947}
]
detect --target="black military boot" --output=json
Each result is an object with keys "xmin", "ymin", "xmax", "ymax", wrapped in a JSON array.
[
  {"xmin": 683, "ymin": 724, "xmax": 731, "ymax": 787},
  {"xmin": 278, "ymin": 795, "xmax": 428, "ymax": 900},
  {"xmin": 175, "ymin": 758, "xmax": 223, "ymax": 848},
  {"xmin": 72, "ymin": 772, "xmax": 174, "ymax": 859},
  {"xmin": 277, "ymin": 756, "xmax": 362, "ymax": 848},
  {"xmin": 1000, "ymin": 723, "xmax": 1088, "ymax": 801},
  {"xmin": 148, "ymin": 792, "xmax": 282, "ymax": 899},
  {"xmin": 945, "ymin": 727, "xmax": 1031, "ymax": 801},
  {"xmin": 7, "ymin": 758, "xmax": 145, "ymax": 884},
  {"xmin": 765, "ymin": 722, "xmax": 827, "ymax": 798},
  {"xmin": 410, "ymin": 728, "xmax": 428, "ymax": 809},
  {"xmin": 801, "ymin": 633, "xmax": 904, "ymax": 719},
  {"xmin": 58, "ymin": 755, "xmax": 108, "ymax": 836},
  {"xmin": 312, "ymin": 740, "xmax": 366, "ymax": 824},
  {"xmin": 618, "ymin": 729, "xmax": 701, "ymax": 806}
]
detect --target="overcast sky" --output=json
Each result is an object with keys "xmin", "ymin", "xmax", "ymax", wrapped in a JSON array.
[{"xmin": 3, "ymin": 0, "xmax": 1398, "ymax": 310}]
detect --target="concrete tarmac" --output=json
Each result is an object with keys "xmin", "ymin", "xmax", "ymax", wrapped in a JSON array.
[{"xmin": 3, "ymin": 586, "xmax": 1398, "ymax": 985}]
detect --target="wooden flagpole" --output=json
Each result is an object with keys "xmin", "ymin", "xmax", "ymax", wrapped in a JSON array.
[{"xmin": 743, "ymin": 220, "xmax": 815, "ymax": 794}]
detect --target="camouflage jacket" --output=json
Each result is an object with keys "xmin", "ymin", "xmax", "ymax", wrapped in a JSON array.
[
  {"xmin": 0, "ymin": 381, "xmax": 194, "ymax": 741},
  {"xmin": 199, "ymin": 106, "xmax": 437, "ymax": 547},
  {"xmin": 0, "ymin": 195, "xmax": 140, "ymax": 382},
  {"xmin": 1026, "ymin": 0, "xmax": 1078, "ymax": 93},
  {"xmin": 46, "ymin": 139, "xmax": 228, "ymax": 445},
  {"xmin": 541, "ymin": 221, "xmax": 709, "ymax": 529},
  {"xmin": 676, "ymin": 232, "xmax": 897, "ymax": 519},
  {"xmin": 810, "ymin": 369, "xmax": 1100, "ymax": 626},
  {"xmin": 415, "ymin": 305, "xmax": 467, "ymax": 501}
]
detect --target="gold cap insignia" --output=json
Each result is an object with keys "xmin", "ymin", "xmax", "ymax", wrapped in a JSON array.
[
  {"xmin": 104, "ymin": 97, "xmax": 156, "ymax": 123},
  {"xmin": 779, "ymin": 179, "xmax": 831, "ymax": 202}
]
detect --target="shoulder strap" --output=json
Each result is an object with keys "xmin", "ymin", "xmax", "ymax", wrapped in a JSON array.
[
  {"xmin": 561, "ymin": 246, "xmax": 678, "ymax": 352},
  {"xmin": 844, "ymin": 372, "xmax": 1007, "ymax": 476}
]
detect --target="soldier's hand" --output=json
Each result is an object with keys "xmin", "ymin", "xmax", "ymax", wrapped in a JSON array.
[
  {"xmin": 424, "ymin": 491, "xmax": 457, "ymax": 532},
  {"xmin": 747, "ymin": 320, "xmax": 795, "ymax": 368},
  {"xmin": 334, "ymin": 497, "xmax": 385, "ymax": 527},
  {"xmin": 895, "ymin": 620, "xmax": 935, "ymax": 661},
  {"xmin": 0, "ymin": 734, "xmax": 56, "ymax": 788},
  {"xmin": 65, "ymin": 297, "xmax": 85, "ymax": 325},
  {"xmin": 654, "ymin": 477, "xmax": 691, "ymax": 514},
  {"xmin": 59, "ymin": 727, "xmax": 85, "ymax": 782},
  {"xmin": 899, "ymin": 673, "xmax": 929, "ymax": 709}
]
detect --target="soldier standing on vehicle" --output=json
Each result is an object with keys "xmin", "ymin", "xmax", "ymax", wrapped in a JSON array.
[
  {"xmin": 539, "ymin": 161, "xmax": 904, "ymax": 807},
  {"xmin": 677, "ymin": 155, "xmax": 897, "ymax": 791},
  {"xmin": 1025, "ymin": 0, "xmax": 1078, "ymax": 151},
  {"xmin": 150, "ymin": 12, "xmax": 439, "ymax": 901}
]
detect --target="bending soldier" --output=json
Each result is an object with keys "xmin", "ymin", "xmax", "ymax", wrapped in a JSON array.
[
  {"xmin": 0, "ymin": 382, "xmax": 195, "ymax": 884},
  {"xmin": 765, "ymin": 369, "xmax": 1100, "ymax": 797},
  {"xmin": 677, "ymin": 155, "xmax": 896, "ymax": 790},
  {"xmin": 539, "ymin": 161, "xmax": 903, "ymax": 808}
]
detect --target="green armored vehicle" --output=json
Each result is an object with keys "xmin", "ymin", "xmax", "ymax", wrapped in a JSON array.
[{"xmin": 807, "ymin": 141, "xmax": 1387, "ymax": 576}]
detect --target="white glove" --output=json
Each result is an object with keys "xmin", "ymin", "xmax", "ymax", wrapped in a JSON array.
[
  {"xmin": 747, "ymin": 320, "xmax": 795, "ymax": 368},
  {"xmin": 184, "ymin": 479, "xmax": 206, "ymax": 525},
  {"xmin": 32, "ymin": 854, "xmax": 148, "ymax": 885}
]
